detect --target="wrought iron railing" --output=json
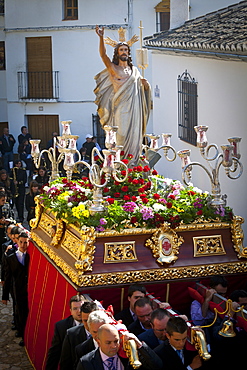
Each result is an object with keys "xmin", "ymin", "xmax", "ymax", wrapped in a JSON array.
[
  {"xmin": 18, "ymin": 71, "xmax": 59, "ymax": 100},
  {"xmin": 178, "ymin": 70, "xmax": 198, "ymax": 146}
]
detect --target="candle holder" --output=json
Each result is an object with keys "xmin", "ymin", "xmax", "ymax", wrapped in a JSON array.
[
  {"xmin": 179, "ymin": 126, "xmax": 243, "ymax": 207},
  {"xmin": 144, "ymin": 133, "xmax": 177, "ymax": 165}
]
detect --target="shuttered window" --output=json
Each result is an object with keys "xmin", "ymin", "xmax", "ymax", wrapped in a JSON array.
[
  {"xmin": 0, "ymin": 41, "xmax": 5, "ymax": 70},
  {"xmin": 64, "ymin": 0, "xmax": 78, "ymax": 20}
]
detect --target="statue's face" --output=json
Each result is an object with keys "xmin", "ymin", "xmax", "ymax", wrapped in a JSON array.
[{"xmin": 117, "ymin": 44, "xmax": 129, "ymax": 61}]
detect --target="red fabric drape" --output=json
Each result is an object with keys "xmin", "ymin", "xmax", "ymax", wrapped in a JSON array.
[{"xmin": 25, "ymin": 242, "xmax": 77, "ymax": 370}]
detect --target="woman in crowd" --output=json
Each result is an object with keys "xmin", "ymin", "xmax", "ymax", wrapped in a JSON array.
[
  {"xmin": 25, "ymin": 180, "xmax": 39, "ymax": 225},
  {"xmin": 34, "ymin": 166, "xmax": 49, "ymax": 189},
  {"xmin": 0, "ymin": 169, "xmax": 13, "ymax": 208}
]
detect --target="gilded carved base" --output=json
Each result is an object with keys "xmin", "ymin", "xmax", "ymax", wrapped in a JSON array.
[{"xmin": 30, "ymin": 205, "xmax": 246, "ymax": 288}]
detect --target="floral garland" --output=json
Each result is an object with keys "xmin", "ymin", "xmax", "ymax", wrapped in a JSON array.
[{"xmin": 39, "ymin": 156, "xmax": 233, "ymax": 232}]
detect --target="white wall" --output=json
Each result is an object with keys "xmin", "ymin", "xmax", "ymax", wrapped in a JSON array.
[
  {"xmin": 189, "ymin": 0, "xmax": 239, "ymax": 19},
  {"xmin": 4, "ymin": 0, "xmax": 156, "ymax": 149},
  {"xmin": 151, "ymin": 52, "xmax": 247, "ymax": 243}
]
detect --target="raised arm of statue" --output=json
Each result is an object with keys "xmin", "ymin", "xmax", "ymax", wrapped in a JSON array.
[{"xmin": 95, "ymin": 25, "xmax": 112, "ymax": 70}]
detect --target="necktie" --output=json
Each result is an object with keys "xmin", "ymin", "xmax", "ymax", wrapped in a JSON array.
[
  {"xmin": 105, "ymin": 357, "xmax": 116, "ymax": 370},
  {"xmin": 176, "ymin": 349, "xmax": 182, "ymax": 358},
  {"xmin": 21, "ymin": 253, "xmax": 25, "ymax": 265}
]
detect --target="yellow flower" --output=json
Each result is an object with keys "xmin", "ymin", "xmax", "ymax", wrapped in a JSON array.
[
  {"xmin": 57, "ymin": 191, "xmax": 71, "ymax": 201},
  {"xmin": 72, "ymin": 203, "xmax": 89, "ymax": 219}
]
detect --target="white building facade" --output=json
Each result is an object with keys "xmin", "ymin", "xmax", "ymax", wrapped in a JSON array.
[{"xmin": 145, "ymin": 1, "xmax": 247, "ymax": 243}]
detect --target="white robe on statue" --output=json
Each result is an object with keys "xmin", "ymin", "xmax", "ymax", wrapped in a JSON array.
[{"xmin": 94, "ymin": 66, "xmax": 151, "ymax": 164}]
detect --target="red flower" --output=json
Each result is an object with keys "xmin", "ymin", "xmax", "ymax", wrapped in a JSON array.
[
  {"xmin": 188, "ymin": 191, "xmax": 196, "ymax": 196},
  {"xmin": 153, "ymin": 193, "xmax": 160, "ymax": 200},
  {"xmin": 132, "ymin": 179, "xmax": 139, "ymax": 185},
  {"xmin": 123, "ymin": 195, "xmax": 130, "ymax": 201},
  {"xmin": 114, "ymin": 181, "xmax": 120, "ymax": 186},
  {"xmin": 138, "ymin": 178, "xmax": 145, "ymax": 185},
  {"xmin": 103, "ymin": 187, "xmax": 109, "ymax": 193},
  {"xmin": 94, "ymin": 155, "xmax": 99, "ymax": 161},
  {"xmin": 136, "ymin": 165, "xmax": 143, "ymax": 172},
  {"xmin": 166, "ymin": 202, "xmax": 173, "ymax": 209},
  {"xmin": 122, "ymin": 159, "xmax": 129, "ymax": 165},
  {"xmin": 106, "ymin": 198, "xmax": 115, "ymax": 204},
  {"xmin": 142, "ymin": 198, "xmax": 149, "ymax": 204},
  {"xmin": 138, "ymin": 187, "xmax": 145, "ymax": 193},
  {"xmin": 143, "ymin": 165, "xmax": 150, "ymax": 172},
  {"xmin": 132, "ymin": 196, "xmax": 137, "ymax": 201},
  {"xmin": 121, "ymin": 170, "xmax": 127, "ymax": 176},
  {"xmin": 121, "ymin": 186, "xmax": 129, "ymax": 192},
  {"xmin": 120, "ymin": 150, "xmax": 125, "ymax": 156},
  {"xmin": 197, "ymin": 210, "xmax": 203, "ymax": 215},
  {"xmin": 114, "ymin": 192, "xmax": 121, "ymax": 198},
  {"xmin": 168, "ymin": 194, "xmax": 175, "ymax": 200},
  {"xmin": 130, "ymin": 216, "xmax": 137, "ymax": 224},
  {"xmin": 152, "ymin": 169, "xmax": 158, "ymax": 175},
  {"xmin": 128, "ymin": 154, "xmax": 134, "ymax": 159},
  {"xmin": 128, "ymin": 177, "xmax": 133, "ymax": 183},
  {"xmin": 62, "ymin": 178, "xmax": 68, "ymax": 183},
  {"xmin": 139, "ymin": 194, "xmax": 146, "ymax": 199},
  {"xmin": 128, "ymin": 168, "xmax": 133, "ymax": 173}
]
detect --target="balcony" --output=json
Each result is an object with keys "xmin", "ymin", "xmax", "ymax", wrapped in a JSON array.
[{"xmin": 18, "ymin": 71, "xmax": 59, "ymax": 101}]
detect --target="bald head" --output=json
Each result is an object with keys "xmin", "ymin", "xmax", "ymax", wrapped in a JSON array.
[{"xmin": 97, "ymin": 324, "xmax": 120, "ymax": 357}]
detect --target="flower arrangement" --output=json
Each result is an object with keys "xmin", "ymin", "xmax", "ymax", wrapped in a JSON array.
[{"xmin": 38, "ymin": 155, "xmax": 233, "ymax": 232}]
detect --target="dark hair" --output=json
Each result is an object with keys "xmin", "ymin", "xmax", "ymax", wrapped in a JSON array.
[
  {"xmin": 209, "ymin": 276, "xmax": 228, "ymax": 289},
  {"xmin": 81, "ymin": 301, "xmax": 98, "ymax": 313},
  {"xmin": 14, "ymin": 159, "xmax": 22, "ymax": 166},
  {"xmin": 18, "ymin": 231, "xmax": 29, "ymax": 239},
  {"xmin": 69, "ymin": 295, "xmax": 85, "ymax": 308},
  {"xmin": 229, "ymin": 290, "xmax": 247, "ymax": 303},
  {"xmin": 128, "ymin": 283, "xmax": 146, "ymax": 297},
  {"xmin": 0, "ymin": 190, "xmax": 6, "ymax": 199},
  {"xmin": 112, "ymin": 42, "xmax": 133, "ymax": 69},
  {"xmin": 21, "ymin": 126, "xmax": 27, "ymax": 133},
  {"xmin": 166, "ymin": 317, "xmax": 188, "ymax": 336},
  {"xmin": 38, "ymin": 166, "xmax": 47, "ymax": 173},
  {"xmin": 29, "ymin": 180, "xmax": 39, "ymax": 195},
  {"xmin": 151, "ymin": 308, "xmax": 170, "ymax": 323},
  {"xmin": 10, "ymin": 226, "xmax": 23, "ymax": 235},
  {"xmin": 134, "ymin": 296, "xmax": 153, "ymax": 310}
]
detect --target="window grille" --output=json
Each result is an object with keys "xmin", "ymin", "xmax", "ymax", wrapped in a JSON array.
[{"xmin": 177, "ymin": 70, "xmax": 198, "ymax": 146}]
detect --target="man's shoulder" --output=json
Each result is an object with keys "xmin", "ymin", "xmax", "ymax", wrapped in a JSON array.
[
  {"xmin": 80, "ymin": 348, "xmax": 99, "ymax": 362},
  {"xmin": 138, "ymin": 328, "xmax": 155, "ymax": 340},
  {"xmin": 67, "ymin": 323, "xmax": 86, "ymax": 336},
  {"xmin": 55, "ymin": 315, "xmax": 74, "ymax": 329}
]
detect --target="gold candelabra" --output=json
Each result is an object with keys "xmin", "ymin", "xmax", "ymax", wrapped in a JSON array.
[
  {"xmin": 30, "ymin": 121, "xmax": 128, "ymax": 214},
  {"xmin": 177, "ymin": 126, "xmax": 243, "ymax": 207}
]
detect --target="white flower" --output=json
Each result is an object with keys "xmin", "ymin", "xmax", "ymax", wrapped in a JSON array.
[
  {"xmin": 43, "ymin": 186, "xmax": 50, "ymax": 192},
  {"xmin": 192, "ymin": 186, "xmax": 203, "ymax": 194},
  {"xmin": 153, "ymin": 203, "xmax": 166, "ymax": 211},
  {"xmin": 68, "ymin": 202, "xmax": 73, "ymax": 207}
]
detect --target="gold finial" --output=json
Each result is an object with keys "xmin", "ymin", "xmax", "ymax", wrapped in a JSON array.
[{"xmin": 104, "ymin": 27, "xmax": 139, "ymax": 47}]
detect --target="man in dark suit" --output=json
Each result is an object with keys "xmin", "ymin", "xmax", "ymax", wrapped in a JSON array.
[
  {"xmin": 115, "ymin": 284, "xmax": 146, "ymax": 328},
  {"xmin": 138, "ymin": 308, "xmax": 170, "ymax": 349},
  {"xmin": 75, "ymin": 309, "xmax": 111, "ymax": 367},
  {"xmin": 45, "ymin": 295, "xmax": 85, "ymax": 370},
  {"xmin": 154, "ymin": 317, "xmax": 203, "ymax": 370},
  {"xmin": 60, "ymin": 301, "xmax": 98, "ymax": 370},
  {"xmin": 76, "ymin": 323, "xmax": 162, "ymax": 370},
  {"xmin": 0, "ymin": 127, "xmax": 16, "ymax": 173},
  {"xmin": 128, "ymin": 297, "xmax": 154, "ymax": 336},
  {"xmin": 2, "ymin": 231, "xmax": 30, "ymax": 346},
  {"xmin": 10, "ymin": 160, "xmax": 27, "ymax": 223}
]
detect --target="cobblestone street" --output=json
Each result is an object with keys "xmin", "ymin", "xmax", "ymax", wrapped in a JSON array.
[{"xmin": 0, "ymin": 283, "xmax": 33, "ymax": 369}]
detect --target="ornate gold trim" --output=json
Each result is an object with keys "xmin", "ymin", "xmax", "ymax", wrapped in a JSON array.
[
  {"xmin": 104, "ymin": 241, "xmax": 138, "ymax": 263},
  {"xmin": 74, "ymin": 227, "xmax": 96, "ymax": 272},
  {"xmin": 78, "ymin": 261, "xmax": 247, "ymax": 287},
  {"xmin": 231, "ymin": 215, "xmax": 247, "ymax": 258},
  {"xmin": 193, "ymin": 235, "xmax": 226, "ymax": 257},
  {"xmin": 145, "ymin": 223, "xmax": 184, "ymax": 264}
]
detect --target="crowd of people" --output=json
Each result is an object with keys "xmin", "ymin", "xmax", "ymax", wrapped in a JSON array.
[{"xmin": 44, "ymin": 282, "xmax": 247, "ymax": 370}]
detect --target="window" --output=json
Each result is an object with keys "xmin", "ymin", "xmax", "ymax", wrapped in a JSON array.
[
  {"xmin": 155, "ymin": 0, "xmax": 170, "ymax": 32},
  {"xmin": 177, "ymin": 70, "xmax": 198, "ymax": 146},
  {"xmin": 0, "ymin": 41, "xmax": 5, "ymax": 70},
  {"xmin": 0, "ymin": 0, "xmax": 4, "ymax": 15},
  {"xmin": 64, "ymin": 0, "xmax": 78, "ymax": 20}
]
